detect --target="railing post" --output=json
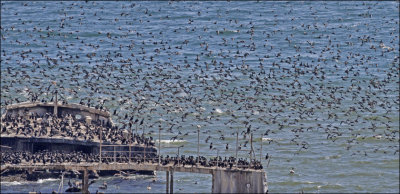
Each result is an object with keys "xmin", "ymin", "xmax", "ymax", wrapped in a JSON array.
[
  {"xmin": 99, "ymin": 127, "xmax": 102, "ymax": 164},
  {"xmin": 129, "ymin": 144, "xmax": 131, "ymax": 163},
  {"xmin": 142, "ymin": 123, "xmax": 145, "ymax": 136},
  {"xmin": 249, "ymin": 133, "xmax": 253, "ymax": 168},
  {"xmin": 260, "ymin": 134, "xmax": 263, "ymax": 161},
  {"xmin": 144, "ymin": 144, "xmax": 146, "ymax": 163},
  {"xmin": 177, "ymin": 147, "xmax": 180, "ymax": 166},
  {"xmin": 159, "ymin": 127, "xmax": 161, "ymax": 165},
  {"xmin": 217, "ymin": 149, "xmax": 219, "ymax": 168},
  {"xmin": 197, "ymin": 126, "xmax": 200, "ymax": 165},
  {"xmin": 54, "ymin": 90, "xmax": 58, "ymax": 117},
  {"xmin": 235, "ymin": 128, "xmax": 238, "ymax": 167},
  {"xmin": 114, "ymin": 146, "xmax": 116, "ymax": 163}
]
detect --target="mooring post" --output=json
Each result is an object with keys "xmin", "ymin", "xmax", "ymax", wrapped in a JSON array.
[
  {"xmin": 166, "ymin": 171, "xmax": 170, "ymax": 194},
  {"xmin": 170, "ymin": 171, "xmax": 174, "ymax": 194},
  {"xmin": 82, "ymin": 168, "xmax": 89, "ymax": 194}
]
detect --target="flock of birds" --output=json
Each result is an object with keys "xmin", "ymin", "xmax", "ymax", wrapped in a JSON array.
[
  {"xmin": 1, "ymin": 149, "xmax": 263, "ymax": 170},
  {"xmin": 1, "ymin": 150, "xmax": 99, "ymax": 165},
  {"xmin": 0, "ymin": 0, "xmax": 399, "ymax": 177},
  {"xmin": 1, "ymin": 113, "xmax": 155, "ymax": 146}
]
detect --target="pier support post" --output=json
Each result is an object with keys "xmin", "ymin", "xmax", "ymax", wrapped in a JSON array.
[
  {"xmin": 211, "ymin": 169, "xmax": 267, "ymax": 193},
  {"xmin": 82, "ymin": 168, "xmax": 89, "ymax": 194},
  {"xmin": 166, "ymin": 171, "xmax": 169, "ymax": 193},
  {"xmin": 170, "ymin": 171, "xmax": 174, "ymax": 194}
]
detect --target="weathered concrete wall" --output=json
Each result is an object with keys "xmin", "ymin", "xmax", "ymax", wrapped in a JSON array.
[
  {"xmin": 6, "ymin": 106, "xmax": 53, "ymax": 117},
  {"xmin": 58, "ymin": 107, "xmax": 108, "ymax": 123},
  {"xmin": 4, "ymin": 102, "xmax": 111, "ymax": 123},
  {"xmin": 212, "ymin": 169, "xmax": 267, "ymax": 193}
]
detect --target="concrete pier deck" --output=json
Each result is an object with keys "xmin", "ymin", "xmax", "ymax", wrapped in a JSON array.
[{"xmin": 1, "ymin": 162, "xmax": 268, "ymax": 193}]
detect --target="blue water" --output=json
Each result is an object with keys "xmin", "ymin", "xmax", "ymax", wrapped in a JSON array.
[{"xmin": 1, "ymin": 1, "xmax": 399, "ymax": 193}]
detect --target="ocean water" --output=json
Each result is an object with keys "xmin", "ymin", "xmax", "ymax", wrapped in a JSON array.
[{"xmin": 1, "ymin": 1, "xmax": 399, "ymax": 193}]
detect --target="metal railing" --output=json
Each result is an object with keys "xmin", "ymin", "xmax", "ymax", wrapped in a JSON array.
[{"xmin": 99, "ymin": 144, "xmax": 157, "ymax": 163}]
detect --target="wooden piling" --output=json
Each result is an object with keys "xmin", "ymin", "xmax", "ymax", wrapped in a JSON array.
[
  {"xmin": 82, "ymin": 168, "xmax": 89, "ymax": 194},
  {"xmin": 166, "ymin": 171, "xmax": 169, "ymax": 193},
  {"xmin": 170, "ymin": 171, "xmax": 174, "ymax": 194}
]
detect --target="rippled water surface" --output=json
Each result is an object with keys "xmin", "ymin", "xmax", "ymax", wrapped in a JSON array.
[{"xmin": 1, "ymin": 1, "xmax": 399, "ymax": 193}]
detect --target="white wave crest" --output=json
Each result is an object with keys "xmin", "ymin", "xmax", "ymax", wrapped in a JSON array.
[
  {"xmin": 156, "ymin": 140, "xmax": 187, "ymax": 144},
  {"xmin": 37, "ymin": 178, "xmax": 59, "ymax": 183}
]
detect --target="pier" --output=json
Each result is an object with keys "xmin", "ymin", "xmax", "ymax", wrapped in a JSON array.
[
  {"xmin": 1, "ymin": 99, "xmax": 268, "ymax": 193},
  {"xmin": 1, "ymin": 162, "xmax": 267, "ymax": 193}
]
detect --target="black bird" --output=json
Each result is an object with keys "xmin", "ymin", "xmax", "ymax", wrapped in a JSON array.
[{"xmin": 140, "ymin": 118, "xmax": 144, "ymax": 125}]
